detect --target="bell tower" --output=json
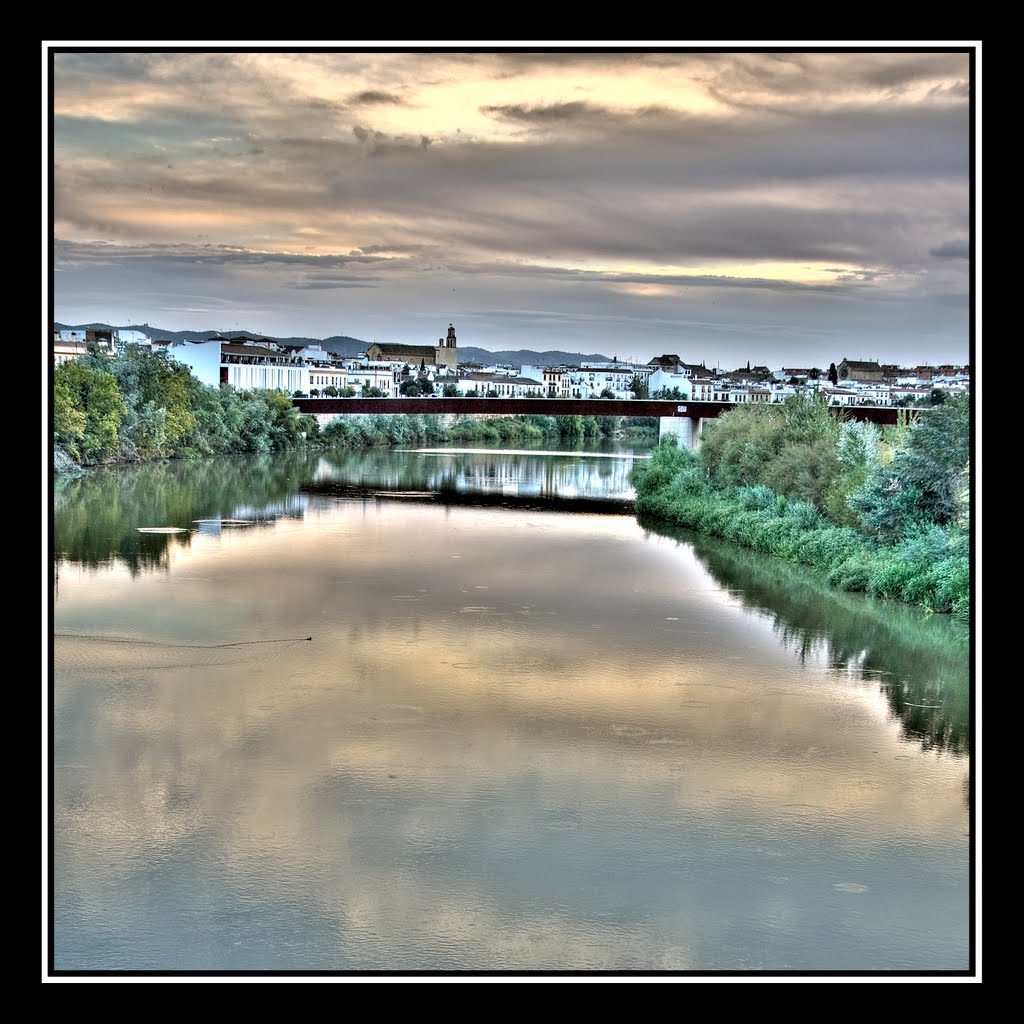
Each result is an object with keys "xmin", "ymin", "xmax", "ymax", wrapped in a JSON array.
[{"xmin": 435, "ymin": 322, "xmax": 458, "ymax": 369}]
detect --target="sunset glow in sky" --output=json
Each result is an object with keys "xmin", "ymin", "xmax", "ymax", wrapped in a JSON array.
[{"xmin": 47, "ymin": 44, "xmax": 978, "ymax": 368}]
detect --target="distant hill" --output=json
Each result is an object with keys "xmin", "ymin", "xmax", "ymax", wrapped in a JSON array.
[{"xmin": 53, "ymin": 323, "xmax": 615, "ymax": 368}]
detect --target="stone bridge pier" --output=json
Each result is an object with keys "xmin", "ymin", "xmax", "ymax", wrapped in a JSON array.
[{"xmin": 659, "ymin": 414, "xmax": 703, "ymax": 448}]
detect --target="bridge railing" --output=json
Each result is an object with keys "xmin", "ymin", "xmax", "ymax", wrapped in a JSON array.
[{"xmin": 291, "ymin": 395, "xmax": 906, "ymax": 424}]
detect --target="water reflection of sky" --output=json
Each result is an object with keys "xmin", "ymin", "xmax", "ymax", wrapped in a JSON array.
[{"xmin": 52, "ymin": 495, "xmax": 971, "ymax": 973}]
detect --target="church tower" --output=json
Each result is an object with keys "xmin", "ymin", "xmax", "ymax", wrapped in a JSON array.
[{"xmin": 435, "ymin": 322, "xmax": 457, "ymax": 369}]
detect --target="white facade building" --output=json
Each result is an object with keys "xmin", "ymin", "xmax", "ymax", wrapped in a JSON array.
[
  {"xmin": 169, "ymin": 339, "xmax": 309, "ymax": 393},
  {"xmin": 308, "ymin": 366, "xmax": 352, "ymax": 392},
  {"xmin": 648, "ymin": 369, "xmax": 694, "ymax": 399},
  {"xmin": 347, "ymin": 364, "xmax": 399, "ymax": 396},
  {"xmin": 577, "ymin": 365, "xmax": 637, "ymax": 397},
  {"xmin": 115, "ymin": 329, "xmax": 152, "ymax": 348}
]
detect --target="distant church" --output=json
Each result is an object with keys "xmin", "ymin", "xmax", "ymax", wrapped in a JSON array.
[
  {"xmin": 366, "ymin": 322, "xmax": 458, "ymax": 370},
  {"xmin": 836, "ymin": 358, "xmax": 884, "ymax": 383}
]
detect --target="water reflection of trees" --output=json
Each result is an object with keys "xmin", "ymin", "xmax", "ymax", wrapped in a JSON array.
[
  {"xmin": 314, "ymin": 449, "xmax": 639, "ymax": 500},
  {"xmin": 52, "ymin": 453, "xmax": 320, "ymax": 576},
  {"xmin": 52, "ymin": 448, "xmax": 644, "ymax": 579},
  {"xmin": 638, "ymin": 516, "xmax": 971, "ymax": 757}
]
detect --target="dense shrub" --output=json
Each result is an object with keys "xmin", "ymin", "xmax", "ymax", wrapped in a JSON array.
[
  {"xmin": 699, "ymin": 395, "xmax": 843, "ymax": 510},
  {"xmin": 849, "ymin": 396, "xmax": 970, "ymax": 543},
  {"xmin": 631, "ymin": 402, "xmax": 970, "ymax": 624},
  {"xmin": 825, "ymin": 554, "xmax": 882, "ymax": 592}
]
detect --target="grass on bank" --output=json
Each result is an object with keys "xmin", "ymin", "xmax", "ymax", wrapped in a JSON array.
[{"xmin": 630, "ymin": 438, "xmax": 970, "ymax": 623}]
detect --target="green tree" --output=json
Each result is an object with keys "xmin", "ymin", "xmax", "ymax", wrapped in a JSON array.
[
  {"xmin": 81, "ymin": 343, "xmax": 197, "ymax": 458},
  {"xmin": 178, "ymin": 382, "xmax": 236, "ymax": 456},
  {"xmin": 442, "ymin": 382, "xmax": 459, "ymax": 397},
  {"xmin": 828, "ymin": 363, "xmax": 839, "ymax": 385},
  {"xmin": 848, "ymin": 396, "xmax": 970, "ymax": 541},
  {"xmin": 823, "ymin": 420, "xmax": 882, "ymax": 528},
  {"xmin": 629, "ymin": 374, "xmax": 649, "ymax": 399},
  {"xmin": 53, "ymin": 360, "xmax": 128, "ymax": 464},
  {"xmin": 53, "ymin": 370, "xmax": 86, "ymax": 453},
  {"xmin": 699, "ymin": 394, "xmax": 841, "ymax": 511},
  {"xmin": 556, "ymin": 415, "xmax": 585, "ymax": 442},
  {"xmin": 231, "ymin": 389, "xmax": 311, "ymax": 452},
  {"xmin": 599, "ymin": 388, "xmax": 616, "ymax": 399}
]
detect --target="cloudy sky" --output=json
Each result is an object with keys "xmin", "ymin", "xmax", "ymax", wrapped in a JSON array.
[{"xmin": 47, "ymin": 45, "xmax": 977, "ymax": 369}]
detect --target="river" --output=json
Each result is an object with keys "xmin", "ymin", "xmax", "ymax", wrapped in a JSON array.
[{"xmin": 49, "ymin": 442, "xmax": 974, "ymax": 977}]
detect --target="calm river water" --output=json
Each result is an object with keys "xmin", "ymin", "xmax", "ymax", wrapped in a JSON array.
[{"xmin": 49, "ymin": 443, "xmax": 974, "ymax": 977}]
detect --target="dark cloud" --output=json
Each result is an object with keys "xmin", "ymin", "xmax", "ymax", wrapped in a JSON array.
[
  {"xmin": 930, "ymin": 80, "xmax": 970, "ymax": 100},
  {"xmin": 480, "ymin": 101, "xmax": 607, "ymax": 123},
  {"xmin": 860, "ymin": 53, "xmax": 972, "ymax": 90},
  {"xmin": 930, "ymin": 239, "xmax": 970, "ymax": 260},
  {"xmin": 703, "ymin": 50, "xmax": 972, "ymax": 110},
  {"xmin": 350, "ymin": 90, "xmax": 404, "ymax": 105},
  {"xmin": 53, "ymin": 240, "xmax": 396, "ymax": 270},
  {"xmin": 291, "ymin": 278, "xmax": 382, "ymax": 290}
]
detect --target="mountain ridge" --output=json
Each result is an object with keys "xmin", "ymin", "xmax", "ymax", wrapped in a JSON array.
[{"xmin": 53, "ymin": 322, "xmax": 619, "ymax": 368}]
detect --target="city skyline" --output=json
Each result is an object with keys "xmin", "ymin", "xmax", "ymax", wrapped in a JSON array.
[
  {"xmin": 52, "ymin": 318, "xmax": 969, "ymax": 374},
  {"xmin": 48, "ymin": 45, "xmax": 978, "ymax": 370}
]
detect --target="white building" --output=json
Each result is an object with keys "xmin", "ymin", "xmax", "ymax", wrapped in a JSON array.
[
  {"xmin": 53, "ymin": 328, "xmax": 116, "ymax": 365},
  {"xmin": 687, "ymin": 378, "xmax": 717, "ymax": 402},
  {"xmin": 577, "ymin": 364, "xmax": 638, "ymax": 397},
  {"xmin": 346, "ymin": 363, "xmax": 398, "ymax": 396},
  {"xmin": 169, "ymin": 339, "xmax": 308, "ymax": 393},
  {"xmin": 518, "ymin": 365, "xmax": 573, "ymax": 397},
  {"xmin": 115, "ymin": 328, "xmax": 152, "ymax": 348},
  {"xmin": 308, "ymin": 365, "xmax": 353, "ymax": 393},
  {"xmin": 648, "ymin": 369, "xmax": 694, "ymax": 399}
]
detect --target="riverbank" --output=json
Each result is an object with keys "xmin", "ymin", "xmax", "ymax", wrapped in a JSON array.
[
  {"xmin": 53, "ymin": 411, "xmax": 658, "ymax": 475},
  {"xmin": 630, "ymin": 439, "xmax": 970, "ymax": 626}
]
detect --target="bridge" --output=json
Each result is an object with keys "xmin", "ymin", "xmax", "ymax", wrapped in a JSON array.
[{"xmin": 292, "ymin": 396, "xmax": 908, "ymax": 445}]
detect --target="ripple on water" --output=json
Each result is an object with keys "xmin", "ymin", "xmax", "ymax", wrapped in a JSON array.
[
  {"xmin": 53, "ymin": 633, "xmax": 314, "ymax": 671},
  {"xmin": 610, "ymin": 725, "xmax": 647, "ymax": 738},
  {"xmin": 372, "ymin": 703, "xmax": 426, "ymax": 725}
]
